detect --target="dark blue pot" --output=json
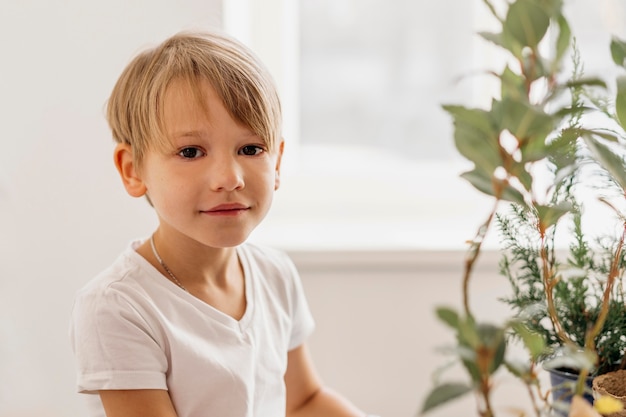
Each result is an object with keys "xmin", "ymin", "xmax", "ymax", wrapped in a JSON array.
[{"xmin": 547, "ymin": 367, "xmax": 594, "ymax": 415}]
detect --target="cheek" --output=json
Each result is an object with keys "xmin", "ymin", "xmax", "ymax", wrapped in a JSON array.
[
  {"xmin": 256, "ymin": 169, "xmax": 278, "ymax": 193},
  {"xmin": 147, "ymin": 178, "xmax": 192, "ymax": 211},
  {"xmin": 245, "ymin": 173, "xmax": 277, "ymax": 208},
  {"xmin": 246, "ymin": 160, "xmax": 277, "ymax": 186}
]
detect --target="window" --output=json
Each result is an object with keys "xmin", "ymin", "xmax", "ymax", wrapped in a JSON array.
[{"xmin": 226, "ymin": 0, "xmax": 625, "ymax": 251}]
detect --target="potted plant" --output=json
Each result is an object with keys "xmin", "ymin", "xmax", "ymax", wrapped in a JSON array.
[
  {"xmin": 496, "ymin": 183, "xmax": 626, "ymax": 410},
  {"xmin": 592, "ymin": 369, "xmax": 626, "ymax": 416},
  {"xmin": 419, "ymin": 0, "xmax": 626, "ymax": 416}
]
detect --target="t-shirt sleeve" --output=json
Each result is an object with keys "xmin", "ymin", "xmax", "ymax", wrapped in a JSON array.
[
  {"xmin": 69, "ymin": 285, "xmax": 168, "ymax": 393},
  {"xmin": 280, "ymin": 252, "xmax": 316, "ymax": 351}
]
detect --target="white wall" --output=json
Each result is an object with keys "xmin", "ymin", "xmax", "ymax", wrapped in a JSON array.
[
  {"xmin": 294, "ymin": 250, "xmax": 533, "ymax": 417},
  {"xmin": 0, "ymin": 2, "xmax": 221, "ymax": 415}
]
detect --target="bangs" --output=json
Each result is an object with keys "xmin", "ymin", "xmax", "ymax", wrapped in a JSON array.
[{"xmin": 107, "ymin": 31, "xmax": 282, "ymax": 165}]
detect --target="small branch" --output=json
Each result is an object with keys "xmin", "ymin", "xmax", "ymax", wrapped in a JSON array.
[
  {"xmin": 574, "ymin": 368, "xmax": 590, "ymax": 398},
  {"xmin": 583, "ymin": 220, "xmax": 626, "ymax": 362},
  {"xmin": 525, "ymin": 383, "xmax": 540, "ymax": 417},
  {"xmin": 539, "ymin": 225, "xmax": 571, "ymax": 345},
  {"xmin": 525, "ymin": 362, "xmax": 543, "ymax": 417},
  {"xmin": 475, "ymin": 379, "xmax": 495, "ymax": 417},
  {"xmin": 463, "ymin": 199, "xmax": 499, "ymax": 317}
]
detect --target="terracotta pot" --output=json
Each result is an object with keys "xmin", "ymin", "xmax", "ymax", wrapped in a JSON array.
[{"xmin": 592, "ymin": 370, "xmax": 626, "ymax": 417}]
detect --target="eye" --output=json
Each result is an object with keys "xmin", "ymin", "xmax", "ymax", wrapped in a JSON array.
[
  {"xmin": 239, "ymin": 145, "xmax": 265, "ymax": 156},
  {"xmin": 177, "ymin": 147, "xmax": 205, "ymax": 159}
]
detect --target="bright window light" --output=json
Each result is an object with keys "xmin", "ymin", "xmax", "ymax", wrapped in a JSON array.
[{"xmin": 231, "ymin": 0, "xmax": 625, "ymax": 251}]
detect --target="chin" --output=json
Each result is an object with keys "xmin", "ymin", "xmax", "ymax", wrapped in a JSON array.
[{"xmin": 211, "ymin": 233, "xmax": 251, "ymax": 248}]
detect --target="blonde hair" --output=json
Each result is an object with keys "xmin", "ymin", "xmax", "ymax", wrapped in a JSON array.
[{"xmin": 106, "ymin": 31, "xmax": 282, "ymax": 165}]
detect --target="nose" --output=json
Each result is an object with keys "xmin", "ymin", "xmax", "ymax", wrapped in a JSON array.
[{"xmin": 208, "ymin": 155, "xmax": 245, "ymax": 192}]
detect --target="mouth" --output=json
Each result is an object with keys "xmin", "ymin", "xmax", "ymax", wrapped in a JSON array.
[{"xmin": 202, "ymin": 203, "xmax": 250, "ymax": 216}]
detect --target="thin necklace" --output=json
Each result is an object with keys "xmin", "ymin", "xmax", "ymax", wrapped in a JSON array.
[{"xmin": 150, "ymin": 235, "xmax": 188, "ymax": 292}]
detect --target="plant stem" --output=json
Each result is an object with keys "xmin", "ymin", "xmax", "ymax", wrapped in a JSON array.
[
  {"xmin": 525, "ymin": 363, "xmax": 542, "ymax": 417},
  {"xmin": 574, "ymin": 368, "xmax": 590, "ymax": 399},
  {"xmin": 463, "ymin": 199, "xmax": 500, "ymax": 417},
  {"xmin": 586, "ymin": 221, "xmax": 625, "ymax": 347},
  {"xmin": 577, "ymin": 220, "xmax": 626, "ymax": 392},
  {"xmin": 539, "ymin": 227, "xmax": 571, "ymax": 345},
  {"xmin": 463, "ymin": 200, "xmax": 499, "ymax": 318},
  {"xmin": 477, "ymin": 384, "xmax": 495, "ymax": 417}
]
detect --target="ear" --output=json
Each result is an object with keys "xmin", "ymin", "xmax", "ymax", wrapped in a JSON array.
[
  {"xmin": 113, "ymin": 143, "xmax": 147, "ymax": 198},
  {"xmin": 274, "ymin": 140, "xmax": 285, "ymax": 191}
]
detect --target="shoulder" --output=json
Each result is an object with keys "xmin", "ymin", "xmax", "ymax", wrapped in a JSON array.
[
  {"xmin": 70, "ymin": 242, "xmax": 167, "ymax": 351},
  {"xmin": 76, "ymin": 245, "xmax": 140, "ymax": 295},
  {"xmin": 72, "ymin": 241, "xmax": 154, "ymax": 319}
]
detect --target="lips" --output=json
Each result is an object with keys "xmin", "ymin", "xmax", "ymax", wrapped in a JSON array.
[{"xmin": 202, "ymin": 203, "xmax": 250, "ymax": 216}]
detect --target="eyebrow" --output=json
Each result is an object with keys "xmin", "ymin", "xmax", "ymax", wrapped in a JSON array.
[
  {"xmin": 168, "ymin": 130, "xmax": 206, "ymax": 140},
  {"xmin": 169, "ymin": 129, "xmax": 261, "ymax": 140},
  {"xmin": 170, "ymin": 126, "xmax": 201, "ymax": 135}
]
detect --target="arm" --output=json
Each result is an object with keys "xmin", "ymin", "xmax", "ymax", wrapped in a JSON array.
[
  {"xmin": 99, "ymin": 389, "xmax": 178, "ymax": 417},
  {"xmin": 285, "ymin": 344, "xmax": 365, "ymax": 417}
]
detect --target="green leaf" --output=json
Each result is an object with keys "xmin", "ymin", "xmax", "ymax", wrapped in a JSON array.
[
  {"xmin": 500, "ymin": 65, "xmax": 527, "ymax": 101},
  {"xmin": 505, "ymin": 359, "xmax": 532, "ymax": 380},
  {"xmin": 420, "ymin": 382, "xmax": 473, "ymax": 415},
  {"xmin": 583, "ymin": 129, "xmax": 619, "ymax": 143},
  {"xmin": 564, "ymin": 77, "xmax": 607, "ymax": 90},
  {"xmin": 535, "ymin": 202, "xmax": 573, "ymax": 231},
  {"xmin": 554, "ymin": 13, "xmax": 571, "ymax": 63},
  {"xmin": 503, "ymin": 0, "xmax": 550, "ymax": 49},
  {"xmin": 443, "ymin": 105, "xmax": 501, "ymax": 172},
  {"xmin": 508, "ymin": 161, "xmax": 533, "ymax": 192},
  {"xmin": 581, "ymin": 134, "xmax": 626, "ymax": 191},
  {"xmin": 478, "ymin": 31, "xmax": 506, "ymax": 49},
  {"xmin": 456, "ymin": 345, "xmax": 478, "ymax": 363},
  {"xmin": 460, "ymin": 169, "xmax": 526, "ymax": 206},
  {"xmin": 457, "ymin": 315, "xmax": 480, "ymax": 348},
  {"xmin": 436, "ymin": 307, "xmax": 459, "ymax": 329},
  {"xmin": 460, "ymin": 168, "xmax": 492, "ymax": 195},
  {"xmin": 495, "ymin": 98, "xmax": 555, "ymax": 143},
  {"xmin": 547, "ymin": 127, "xmax": 579, "ymax": 181},
  {"xmin": 610, "ymin": 37, "xmax": 626, "ymax": 67},
  {"xmin": 455, "ymin": 323, "xmax": 507, "ymax": 382},
  {"xmin": 543, "ymin": 346, "xmax": 597, "ymax": 373},
  {"xmin": 521, "ymin": 51, "xmax": 549, "ymax": 82},
  {"xmin": 520, "ymin": 135, "xmax": 550, "ymax": 163},
  {"xmin": 615, "ymin": 75, "xmax": 626, "ymax": 128},
  {"xmin": 477, "ymin": 323, "xmax": 507, "ymax": 373},
  {"xmin": 460, "ymin": 358, "xmax": 481, "ymax": 384},
  {"xmin": 551, "ymin": 105, "xmax": 596, "ymax": 120},
  {"xmin": 510, "ymin": 322, "xmax": 547, "ymax": 360}
]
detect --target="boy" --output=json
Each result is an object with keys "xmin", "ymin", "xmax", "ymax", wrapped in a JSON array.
[{"xmin": 70, "ymin": 31, "xmax": 371, "ymax": 417}]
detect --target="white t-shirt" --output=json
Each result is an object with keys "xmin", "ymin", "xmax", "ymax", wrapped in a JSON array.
[{"xmin": 70, "ymin": 240, "xmax": 315, "ymax": 417}]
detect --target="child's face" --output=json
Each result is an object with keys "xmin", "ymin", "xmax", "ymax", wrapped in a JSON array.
[{"xmin": 138, "ymin": 78, "xmax": 283, "ymax": 248}]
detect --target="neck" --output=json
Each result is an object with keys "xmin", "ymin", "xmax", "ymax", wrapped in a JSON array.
[
  {"xmin": 140, "ymin": 229, "xmax": 240, "ymax": 290},
  {"xmin": 139, "ymin": 229, "xmax": 247, "ymax": 320}
]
